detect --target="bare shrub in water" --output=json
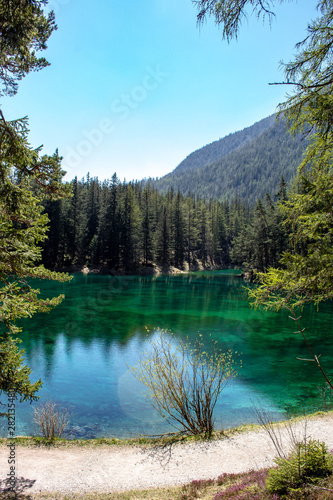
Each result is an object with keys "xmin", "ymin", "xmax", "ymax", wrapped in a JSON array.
[
  {"xmin": 130, "ymin": 330, "xmax": 240, "ymax": 438},
  {"xmin": 33, "ymin": 401, "xmax": 71, "ymax": 440}
]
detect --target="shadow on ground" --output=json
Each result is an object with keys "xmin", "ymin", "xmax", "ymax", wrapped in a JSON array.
[{"xmin": 0, "ymin": 477, "xmax": 35, "ymax": 499}]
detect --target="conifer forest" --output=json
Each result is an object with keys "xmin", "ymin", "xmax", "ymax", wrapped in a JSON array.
[{"xmin": 41, "ymin": 173, "xmax": 290, "ymax": 274}]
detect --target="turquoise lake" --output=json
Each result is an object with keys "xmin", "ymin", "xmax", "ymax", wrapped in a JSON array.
[{"xmin": 2, "ymin": 271, "xmax": 332, "ymax": 439}]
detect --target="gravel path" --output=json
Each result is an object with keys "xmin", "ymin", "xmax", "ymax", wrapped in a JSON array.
[{"xmin": 0, "ymin": 414, "xmax": 332, "ymax": 496}]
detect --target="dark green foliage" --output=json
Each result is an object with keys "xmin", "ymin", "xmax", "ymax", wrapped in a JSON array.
[
  {"xmin": 0, "ymin": 336, "xmax": 42, "ymax": 416},
  {"xmin": 97, "ymin": 173, "xmax": 121, "ymax": 268},
  {"xmin": 231, "ymin": 183, "xmax": 290, "ymax": 271},
  {"xmin": 0, "ymin": 0, "xmax": 70, "ymax": 408},
  {"xmin": 248, "ymin": 0, "xmax": 333, "ymax": 312},
  {"xmin": 156, "ymin": 116, "xmax": 307, "ymax": 205},
  {"xmin": 156, "ymin": 205, "xmax": 171, "ymax": 265},
  {"xmin": 42, "ymin": 172, "xmax": 294, "ymax": 273},
  {"xmin": 266, "ymin": 440, "xmax": 333, "ymax": 495},
  {"xmin": 42, "ymin": 174, "xmax": 252, "ymax": 270},
  {"xmin": 173, "ymin": 191, "xmax": 186, "ymax": 268},
  {"xmin": 0, "ymin": 0, "xmax": 57, "ymax": 97},
  {"xmin": 0, "ymin": 114, "xmax": 71, "ymax": 408},
  {"xmin": 194, "ymin": 0, "xmax": 281, "ymax": 42}
]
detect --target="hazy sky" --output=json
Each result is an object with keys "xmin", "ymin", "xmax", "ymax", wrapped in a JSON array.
[{"xmin": 3, "ymin": 0, "xmax": 317, "ymax": 182}]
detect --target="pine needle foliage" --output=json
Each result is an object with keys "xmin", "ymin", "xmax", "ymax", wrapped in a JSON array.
[
  {"xmin": 0, "ymin": 0, "xmax": 71, "ymax": 410},
  {"xmin": 266, "ymin": 439, "xmax": 333, "ymax": 495},
  {"xmin": 195, "ymin": 0, "xmax": 333, "ymax": 389},
  {"xmin": 0, "ymin": 0, "xmax": 56, "ymax": 97}
]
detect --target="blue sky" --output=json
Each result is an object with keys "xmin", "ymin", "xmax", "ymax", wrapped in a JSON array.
[{"xmin": 2, "ymin": 0, "xmax": 317, "ymax": 182}]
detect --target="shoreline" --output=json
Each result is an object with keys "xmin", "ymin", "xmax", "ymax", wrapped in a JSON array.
[
  {"xmin": 0, "ymin": 411, "xmax": 332, "ymax": 496},
  {"xmin": 1, "ymin": 409, "xmax": 331, "ymax": 448},
  {"xmin": 50, "ymin": 262, "xmax": 231, "ymax": 277}
]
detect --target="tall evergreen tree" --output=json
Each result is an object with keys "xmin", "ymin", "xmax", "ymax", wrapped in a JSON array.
[
  {"xmin": 98, "ymin": 173, "xmax": 121, "ymax": 267},
  {"xmin": 184, "ymin": 194, "xmax": 199, "ymax": 267},
  {"xmin": 195, "ymin": 0, "xmax": 333, "ymax": 387},
  {"xmin": 65, "ymin": 175, "xmax": 80, "ymax": 264},
  {"xmin": 82, "ymin": 175, "xmax": 100, "ymax": 264},
  {"xmin": 141, "ymin": 184, "xmax": 154, "ymax": 266},
  {"xmin": 173, "ymin": 191, "xmax": 185, "ymax": 268},
  {"xmin": 41, "ymin": 198, "xmax": 64, "ymax": 268},
  {"xmin": 211, "ymin": 200, "xmax": 228, "ymax": 266},
  {"xmin": 156, "ymin": 205, "xmax": 171, "ymax": 265},
  {"xmin": 0, "ymin": 0, "xmax": 71, "ymax": 410},
  {"xmin": 120, "ymin": 183, "xmax": 141, "ymax": 269}
]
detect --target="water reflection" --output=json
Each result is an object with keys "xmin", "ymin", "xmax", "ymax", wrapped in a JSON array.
[{"xmin": 6, "ymin": 271, "xmax": 333, "ymax": 438}]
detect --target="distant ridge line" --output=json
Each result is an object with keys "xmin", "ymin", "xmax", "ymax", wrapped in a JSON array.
[
  {"xmin": 155, "ymin": 114, "xmax": 307, "ymax": 205},
  {"xmin": 171, "ymin": 114, "xmax": 276, "ymax": 176}
]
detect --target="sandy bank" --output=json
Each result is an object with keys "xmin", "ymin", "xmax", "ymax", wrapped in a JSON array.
[{"xmin": 0, "ymin": 413, "xmax": 332, "ymax": 496}]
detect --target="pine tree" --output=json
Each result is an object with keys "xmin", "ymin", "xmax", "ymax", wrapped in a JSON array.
[
  {"xmin": 41, "ymin": 198, "xmax": 64, "ymax": 268},
  {"xmin": 64, "ymin": 175, "xmax": 81, "ymax": 265},
  {"xmin": 197, "ymin": 0, "xmax": 333, "ymax": 387},
  {"xmin": 141, "ymin": 184, "xmax": 154, "ymax": 266},
  {"xmin": 184, "ymin": 194, "xmax": 199, "ymax": 267},
  {"xmin": 120, "ymin": 183, "xmax": 141, "ymax": 269},
  {"xmin": 172, "ymin": 192, "xmax": 185, "ymax": 268},
  {"xmin": 211, "ymin": 200, "xmax": 228, "ymax": 266},
  {"xmin": 156, "ymin": 205, "xmax": 171, "ymax": 265},
  {"xmin": 81, "ymin": 175, "xmax": 100, "ymax": 264},
  {"xmin": 98, "ymin": 173, "xmax": 121, "ymax": 267},
  {"xmin": 0, "ymin": 1, "xmax": 71, "ymax": 410}
]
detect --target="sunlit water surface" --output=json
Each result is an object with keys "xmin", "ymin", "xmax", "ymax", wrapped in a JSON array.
[{"xmin": 2, "ymin": 271, "xmax": 332, "ymax": 439}]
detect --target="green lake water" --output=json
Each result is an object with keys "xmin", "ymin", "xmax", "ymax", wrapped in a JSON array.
[{"xmin": 2, "ymin": 271, "xmax": 332, "ymax": 439}]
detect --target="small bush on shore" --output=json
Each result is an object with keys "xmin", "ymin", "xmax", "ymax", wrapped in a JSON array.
[
  {"xmin": 33, "ymin": 401, "xmax": 71, "ymax": 441},
  {"xmin": 130, "ymin": 330, "xmax": 240, "ymax": 438},
  {"xmin": 266, "ymin": 439, "xmax": 333, "ymax": 496}
]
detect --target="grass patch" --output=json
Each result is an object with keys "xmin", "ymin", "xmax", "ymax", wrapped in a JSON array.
[
  {"xmin": 3, "ymin": 471, "xmax": 333, "ymax": 499},
  {"xmin": 0, "ymin": 410, "xmax": 331, "ymax": 449},
  {"xmin": 1, "ymin": 411, "xmax": 332, "ymax": 500},
  {"xmin": 0, "ymin": 430, "xmax": 229, "ymax": 449}
]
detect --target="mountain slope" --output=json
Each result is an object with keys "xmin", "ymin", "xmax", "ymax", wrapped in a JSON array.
[
  {"xmin": 156, "ymin": 115, "xmax": 308, "ymax": 204},
  {"xmin": 173, "ymin": 114, "xmax": 276, "ymax": 175}
]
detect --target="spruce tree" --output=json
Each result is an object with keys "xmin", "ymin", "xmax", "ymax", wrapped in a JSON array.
[
  {"xmin": 141, "ymin": 184, "xmax": 154, "ymax": 266},
  {"xmin": 0, "ymin": 0, "xmax": 71, "ymax": 410},
  {"xmin": 173, "ymin": 192, "xmax": 185, "ymax": 268},
  {"xmin": 196, "ymin": 0, "xmax": 333, "ymax": 387},
  {"xmin": 156, "ymin": 205, "xmax": 171, "ymax": 266}
]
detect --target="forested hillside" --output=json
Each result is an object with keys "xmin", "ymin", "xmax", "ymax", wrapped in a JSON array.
[
  {"xmin": 156, "ymin": 115, "xmax": 307, "ymax": 204},
  {"xmin": 42, "ymin": 174, "xmax": 250, "ymax": 271},
  {"xmin": 42, "ymin": 174, "xmax": 292, "ymax": 274},
  {"xmin": 41, "ymin": 116, "xmax": 306, "ymax": 273},
  {"xmin": 40, "ymin": 116, "xmax": 306, "ymax": 272},
  {"xmin": 171, "ymin": 114, "xmax": 276, "ymax": 175}
]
